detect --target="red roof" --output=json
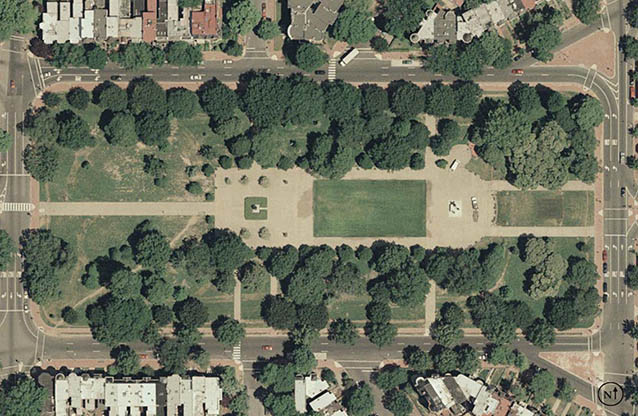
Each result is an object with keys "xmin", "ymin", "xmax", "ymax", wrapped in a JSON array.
[
  {"xmin": 191, "ymin": 3, "xmax": 218, "ymax": 37},
  {"xmin": 520, "ymin": 0, "xmax": 536, "ymax": 9},
  {"xmin": 142, "ymin": 0, "xmax": 157, "ymax": 42}
]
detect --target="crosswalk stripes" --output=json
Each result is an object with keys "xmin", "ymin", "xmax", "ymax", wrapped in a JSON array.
[
  {"xmin": 328, "ymin": 59, "xmax": 337, "ymax": 81},
  {"xmin": 232, "ymin": 343, "xmax": 241, "ymax": 361},
  {"xmin": 1, "ymin": 202, "xmax": 35, "ymax": 212},
  {"xmin": 0, "ymin": 272, "xmax": 21, "ymax": 278}
]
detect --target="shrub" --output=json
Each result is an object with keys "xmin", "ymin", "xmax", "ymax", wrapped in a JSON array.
[
  {"xmin": 236, "ymin": 155, "xmax": 253, "ymax": 169},
  {"xmin": 356, "ymin": 152, "xmax": 374, "ymax": 169},
  {"xmin": 42, "ymin": 92, "xmax": 62, "ymax": 107},
  {"xmin": 435, "ymin": 159, "xmax": 448, "ymax": 169},
  {"xmin": 277, "ymin": 156, "xmax": 294, "ymax": 170},
  {"xmin": 409, "ymin": 153, "xmax": 425, "ymax": 169},
  {"xmin": 224, "ymin": 40, "xmax": 243, "ymax": 57},
  {"xmin": 61, "ymin": 306, "xmax": 80, "ymax": 324},
  {"xmin": 66, "ymin": 87, "xmax": 90, "ymax": 109},
  {"xmin": 259, "ymin": 227, "xmax": 271, "ymax": 240},
  {"xmin": 371, "ymin": 36, "xmax": 390, "ymax": 52},
  {"xmin": 186, "ymin": 181, "xmax": 203, "ymax": 194},
  {"xmin": 202, "ymin": 163, "xmax": 215, "ymax": 177},
  {"xmin": 258, "ymin": 176, "xmax": 270, "ymax": 187},
  {"xmin": 219, "ymin": 155, "xmax": 233, "ymax": 169},
  {"xmin": 239, "ymin": 175, "xmax": 249, "ymax": 184},
  {"xmin": 205, "ymin": 192, "xmax": 214, "ymax": 201},
  {"xmin": 240, "ymin": 228, "xmax": 251, "ymax": 239}
]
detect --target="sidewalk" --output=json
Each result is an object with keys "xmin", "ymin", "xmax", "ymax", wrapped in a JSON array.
[{"xmin": 38, "ymin": 202, "xmax": 216, "ymax": 216}]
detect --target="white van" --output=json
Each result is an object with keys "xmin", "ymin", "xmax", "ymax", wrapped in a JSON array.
[
  {"xmin": 339, "ymin": 48, "xmax": 359, "ymax": 66},
  {"xmin": 449, "ymin": 159, "xmax": 459, "ymax": 171}
]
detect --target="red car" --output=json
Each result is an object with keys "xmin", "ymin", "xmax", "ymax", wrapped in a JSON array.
[
  {"xmin": 9, "ymin": 80, "xmax": 15, "ymax": 89},
  {"xmin": 262, "ymin": 345, "xmax": 273, "ymax": 351},
  {"xmin": 602, "ymin": 249, "xmax": 608, "ymax": 262},
  {"xmin": 511, "ymin": 69, "xmax": 524, "ymax": 75}
]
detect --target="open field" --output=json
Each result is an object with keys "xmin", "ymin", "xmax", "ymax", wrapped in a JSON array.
[
  {"xmin": 437, "ymin": 237, "xmax": 595, "ymax": 327},
  {"xmin": 496, "ymin": 191, "xmax": 594, "ymax": 227},
  {"xmin": 44, "ymin": 216, "xmax": 205, "ymax": 325},
  {"xmin": 465, "ymin": 157, "xmax": 506, "ymax": 181},
  {"xmin": 328, "ymin": 294, "xmax": 426, "ymax": 323},
  {"xmin": 313, "ymin": 180, "xmax": 427, "ymax": 237}
]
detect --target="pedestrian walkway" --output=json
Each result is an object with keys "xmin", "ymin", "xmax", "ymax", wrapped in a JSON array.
[
  {"xmin": 232, "ymin": 343, "xmax": 241, "ymax": 362},
  {"xmin": 38, "ymin": 202, "xmax": 215, "ymax": 216},
  {"xmin": 328, "ymin": 58, "xmax": 337, "ymax": 81},
  {"xmin": 2, "ymin": 202, "xmax": 34, "ymax": 212}
]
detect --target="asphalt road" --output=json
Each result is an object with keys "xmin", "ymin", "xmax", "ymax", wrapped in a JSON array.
[{"xmin": 0, "ymin": 10, "xmax": 636, "ymax": 414}]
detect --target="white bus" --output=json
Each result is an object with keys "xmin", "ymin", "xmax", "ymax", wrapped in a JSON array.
[{"xmin": 339, "ymin": 48, "xmax": 359, "ymax": 66}]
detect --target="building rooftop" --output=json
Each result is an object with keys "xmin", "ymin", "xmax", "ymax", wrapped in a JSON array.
[
  {"xmin": 191, "ymin": 3, "xmax": 219, "ymax": 37},
  {"xmin": 309, "ymin": 391, "xmax": 337, "ymax": 412},
  {"xmin": 287, "ymin": 0, "xmax": 344, "ymax": 42}
]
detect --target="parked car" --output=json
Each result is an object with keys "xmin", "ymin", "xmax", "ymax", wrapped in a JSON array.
[
  {"xmin": 603, "ymin": 262, "xmax": 608, "ymax": 273},
  {"xmin": 110, "ymin": 75, "xmax": 123, "ymax": 81},
  {"xmin": 262, "ymin": 2, "xmax": 266, "ymax": 17},
  {"xmin": 223, "ymin": 59, "xmax": 233, "ymax": 64},
  {"xmin": 471, "ymin": 196, "xmax": 478, "ymax": 210},
  {"xmin": 602, "ymin": 249, "xmax": 608, "ymax": 262},
  {"xmin": 511, "ymin": 69, "xmax": 524, "ymax": 75},
  {"xmin": 622, "ymin": 186, "xmax": 626, "ymax": 197},
  {"xmin": 402, "ymin": 59, "xmax": 413, "ymax": 64},
  {"xmin": 262, "ymin": 345, "xmax": 273, "ymax": 351},
  {"xmin": 603, "ymin": 293, "xmax": 609, "ymax": 303},
  {"xmin": 190, "ymin": 74, "xmax": 202, "ymax": 80},
  {"xmin": 9, "ymin": 80, "xmax": 15, "ymax": 89},
  {"xmin": 449, "ymin": 159, "xmax": 459, "ymax": 171},
  {"xmin": 603, "ymin": 282, "xmax": 608, "ymax": 292},
  {"xmin": 314, "ymin": 70, "xmax": 326, "ymax": 75},
  {"xmin": 139, "ymin": 353, "xmax": 148, "ymax": 359},
  {"xmin": 24, "ymin": 304, "xmax": 28, "ymax": 313},
  {"xmin": 621, "ymin": 151, "xmax": 626, "ymax": 164},
  {"xmin": 43, "ymin": 72, "xmax": 51, "ymax": 77}
]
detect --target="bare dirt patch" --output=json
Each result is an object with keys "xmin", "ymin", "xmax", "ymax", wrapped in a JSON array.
[
  {"xmin": 539, "ymin": 351, "xmax": 605, "ymax": 384},
  {"xmin": 543, "ymin": 31, "xmax": 616, "ymax": 78}
]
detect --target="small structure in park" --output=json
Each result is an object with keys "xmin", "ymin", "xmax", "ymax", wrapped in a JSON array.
[
  {"xmin": 449, "ymin": 200, "xmax": 462, "ymax": 217},
  {"xmin": 244, "ymin": 196, "xmax": 268, "ymax": 220}
]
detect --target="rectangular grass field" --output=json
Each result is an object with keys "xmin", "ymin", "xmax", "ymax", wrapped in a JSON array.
[
  {"xmin": 313, "ymin": 180, "xmax": 426, "ymax": 237},
  {"xmin": 496, "ymin": 191, "xmax": 594, "ymax": 227}
]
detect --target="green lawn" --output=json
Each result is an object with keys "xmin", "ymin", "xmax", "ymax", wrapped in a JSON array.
[
  {"xmin": 328, "ymin": 294, "xmax": 426, "ymax": 323},
  {"xmin": 496, "ymin": 191, "xmax": 594, "ymax": 227},
  {"xmin": 244, "ymin": 197, "xmax": 268, "ymax": 220},
  {"xmin": 44, "ymin": 216, "xmax": 203, "ymax": 325},
  {"xmin": 313, "ymin": 180, "xmax": 427, "ymax": 237},
  {"xmin": 465, "ymin": 157, "xmax": 505, "ymax": 181},
  {"xmin": 241, "ymin": 290, "xmax": 269, "ymax": 323},
  {"xmin": 194, "ymin": 285, "xmax": 234, "ymax": 320}
]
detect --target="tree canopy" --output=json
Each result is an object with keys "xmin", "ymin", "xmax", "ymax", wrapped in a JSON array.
[
  {"xmin": 212, "ymin": 315, "xmax": 245, "ymax": 346},
  {"xmin": 0, "ymin": 0, "xmax": 39, "ymax": 41},
  {"xmin": 87, "ymin": 296, "xmax": 152, "ymax": 345},
  {"xmin": 0, "ymin": 373, "xmax": 48, "ymax": 416},
  {"xmin": 293, "ymin": 42, "xmax": 329, "ymax": 73},
  {"xmin": 331, "ymin": 8, "xmax": 378, "ymax": 45},
  {"xmin": 225, "ymin": 0, "xmax": 261, "ymax": 35}
]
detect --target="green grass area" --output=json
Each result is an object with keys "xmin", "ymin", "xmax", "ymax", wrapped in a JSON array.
[
  {"xmin": 496, "ymin": 191, "xmax": 594, "ymax": 227},
  {"xmin": 465, "ymin": 157, "xmax": 505, "ymax": 180},
  {"xmin": 241, "ymin": 290, "xmax": 269, "ymax": 322},
  {"xmin": 193, "ymin": 285, "xmax": 234, "ymax": 320},
  {"xmin": 244, "ymin": 197, "xmax": 268, "ymax": 220},
  {"xmin": 44, "ymin": 216, "xmax": 203, "ymax": 326},
  {"xmin": 327, "ymin": 293, "xmax": 425, "ymax": 323},
  {"xmin": 313, "ymin": 180, "xmax": 426, "ymax": 237}
]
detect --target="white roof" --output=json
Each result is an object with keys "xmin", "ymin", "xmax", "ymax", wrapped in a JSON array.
[
  {"xmin": 109, "ymin": 0, "xmax": 120, "ymax": 16},
  {"xmin": 310, "ymin": 391, "xmax": 337, "ymax": 411},
  {"xmin": 119, "ymin": 17, "xmax": 142, "ymax": 40},
  {"xmin": 72, "ymin": 0, "xmax": 83, "ymax": 17},
  {"xmin": 472, "ymin": 387, "xmax": 499, "ymax": 416},
  {"xmin": 485, "ymin": 1, "xmax": 506, "ymax": 25},
  {"xmin": 455, "ymin": 374, "xmax": 482, "ymax": 399},
  {"xmin": 167, "ymin": 0, "xmax": 178, "ymax": 20},
  {"xmin": 331, "ymin": 411, "xmax": 349, "ymax": 416},
  {"xmin": 413, "ymin": 11, "xmax": 436, "ymax": 43},
  {"xmin": 59, "ymin": 2, "xmax": 71, "ymax": 19},
  {"xmin": 509, "ymin": 403, "xmax": 537, "ymax": 416},
  {"xmin": 54, "ymin": 379, "xmax": 69, "ymax": 416},
  {"xmin": 428, "ymin": 378, "xmax": 455, "ymax": 408},
  {"xmin": 69, "ymin": 17, "xmax": 81, "ymax": 43},
  {"xmin": 81, "ymin": 10, "xmax": 95, "ymax": 39},
  {"xmin": 305, "ymin": 376, "xmax": 330, "ymax": 398},
  {"xmin": 106, "ymin": 16, "xmax": 119, "ymax": 37},
  {"xmin": 295, "ymin": 379, "xmax": 307, "ymax": 412}
]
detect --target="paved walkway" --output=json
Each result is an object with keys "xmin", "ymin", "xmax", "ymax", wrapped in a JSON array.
[{"xmin": 38, "ymin": 202, "xmax": 216, "ymax": 216}]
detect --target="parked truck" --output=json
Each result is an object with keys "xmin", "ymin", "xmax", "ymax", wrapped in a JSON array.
[{"xmin": 340, "ymin": 48, "xmax": 359, "ymax": 66}]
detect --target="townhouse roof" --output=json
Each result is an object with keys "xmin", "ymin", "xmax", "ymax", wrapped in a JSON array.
[
  {"xmin": 287, "ymin": 0, "xmax": 344, "ymax": 42},
  {"xmin": 190, "ymin": 3, "xmax": 219, "ymax": 37}
]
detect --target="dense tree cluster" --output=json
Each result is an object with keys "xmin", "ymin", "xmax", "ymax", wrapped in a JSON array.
[
  {"xmin": 20, "ymin": 229, "xmax": 74, "ymax": 304},
  {"xmin": 48, "ymin": 42, "xmax": 108, "ymax": 69},
  {"xmin": 331, "ymin": 7, "xmax": 378, "ymax": 45},
  {"xmin": 379, "ymin": 0, "xmax": 431, "ymax": 38},
  {"xmin": 469, "ymin": 83, "xmax": 602, "ymax": 189},
  {"xmin": 515, "ymin": 5, "xmax": 563, "ymax": 62},
  {"xmin": 425, "ymin": 31, "xmax": 512, "ymax": 79},
  {"xmin": 573, "ymin": 0, "xmax": 600, "ymax": 24},
  {"xmin": 0, "ymin": 373, "xmax": 48, "ymax": 416}
]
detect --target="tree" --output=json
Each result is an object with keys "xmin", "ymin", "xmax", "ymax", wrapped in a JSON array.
[
  {"xmin": 156, "ymin": 337, "xmax": 189, "ymax": 374},
  {"xmin": 42, "ymin": 92, "xmax": 62, "ymax": 108},
  {"xmin": 112, "ymin": 43, "xmax": 164, "ymax": 70},
  {"xmin": 573, "ymin": 0, "xmax": 600, "ymax": 24},
  {"xmin": 165, "ymin": 41, "xmax": 202, "ymax": 66},
  {"xmin": 198, "ymin": 78, "xmax": 238, "ymax": 122},
  {"xmin": 128, "ymin": 76, "xmax": 167, "ymax": 115},
  {"xmin": 371, "ymin": 36, "xmax": 390, "ymax": 52},
  {"xmin": 430, "ymin": 321, "xmax": 463, "ymax": 347},
  {"xmin": 261, "ymin": 295, "xmax": 297, "ymax": 329},
  {"xmin": 22, "ymin": 144, "xmax": 59, "ymax": 183},
  {"xmin": 151, "ymin": 304, "xmax": 174, "ymax": 326},
  {"xmin": 626, "ymin": 0, "xmax": 638, "ymax": 27},
  {"xmin": 555, "ymin": 378, "xmax": 575, "ymax": 402},
  {"xmin": 212, "ymin": 315, "xmax": 245, "ymax": 346},
  {"xmin": 255, "ymin": 18, "xmax": 279, "ymax": 39},
  {"xmin": 294, "ymin": 42, "xmax": 328, "ymax": 72},
  {"xmin": 48, "ymin": 42, "xmax": 86, "ymax": 68},
  {"xmin": 366, "ymin": 301, "xmax": 391, "ymax": 323},
  {"xmin": 66, "ymin": 87, "xmax": 90, "ymax": 110},
  {"xmin": 620, "ymin": 35, "xmax": 638, "ymax": 60},
  {"xmin": 343, "ymin": 383, "xmax": 375, "ymax": 416},
  {"xmin": 424, "ymin": 82, "xmax": 455, "ymax": 117},
  {"xmin": 238, "ymin": 261, "xmax": 268, "ymax": 292},
  {"xmin": 285, "ymin": 269, "xmax": 326, "ymax": 305},
  {"xmin": 223, "ymin": 40, "xmax": 243, "ymax": 56},
  {"xmin": 226, "ymin": 0, "xmax": 260, "ymax": 35},
  {"xmin": 380, "ymin": 0, "xmax": 430, "ymax": 38},
  {"xmin": 0, "ymin": 230, "xmax": 15, "ymax": 268},
  {"xmin": 109, "ymin": 344, "xmax": 141, "ymax": 375},
  {"xmin": 569, "ymin": 94, "xmax": 604, "ymax": 130},
  {"xmin": 289, "ymin": 344, "xmax": 317, "ymax": 374},
  {"xmin": 627, "ymin": 264, "xmax": 638, "ymax": 289},
  {"xmin": 331, "ymin": 8, "xmax": 377, "ymax": 45},
  {"xmin": 85, "ymin": 44, "xmax": 108, "ymax": 69},
  {"xmin": 360, "ymin": 83, "xmax": 389, "ymax": 117},
  {"xmin": 322, "ymin": 80, "xmax": 362, "ymax": 121},
  {"xmin": 374, "ymin": 365, "xmax": 408, "ymax": 391},
  {"xmin": 431, "ymin": 118, "xmax": 461, "ymax": 156},
  {"xmin": 263, "ymin": 393, "xmax": 297, "ymax": 415},
  {"xmin": 525, "ymin": 318, "xmax": 556, "ymax": 348},
  {"xmin": 0, "ymin": 0, "xmax": 38, "ymax": 41},
  {"xmin": 143, "ymin": 277, "xmax": 173, "ymax": 305},
  {"xmin": 108, "ymin": 269, "xmax": 142, "ymax": 299},
  {"xmin": 389, "ymin": 80, "xmax": 425, "ymax": 119},
  {"xmin": 104, "ymin": 112, "xmax": 137, "ymax": 146},
  {"xmin": 259, "ymin": 362, "xmax": 295, "ymax": 393},
  {"xmin": 565, "ymin": 257, "xmax": 599, "ymax": 288},
  {"xmin": 167, "ymin": 88, "xmax": 200, "ymax": 119},
  {"xmin": 94, "ymin": 82, "xmax": 128, "ymax": 112},
  {"xmin": 239, "ymin": 73, "xmax": 291, "ymax": 127},
  {"xmin": 203, "ymin": 228, "xmax": 253, "ymax": 272},
  {"xmin": 61, "ymin": 306, "xmax": 79, "ymax": 324},
  {"xmin": 132, "ymin": 230, "xmax": 170, "ymax": 270},
  {"xmin": 385, "ymin": 263, "xmax": 430, "ymax": 307},
  {"xmin": 525, "ymin": 367, "xmax": 556, "ymax": 403},
  {"xmin": 20, "ymin": 229, "xmax": 74, "ymax": 304},
  {"xmin": 430, "ymin": 345, "xmax": 459, "ymax": 374},
  {"xmin": 0, "ymin": 373, "xmax": 48, "ymax": 416},
  {"xmin": 402, "ymin": 345, "xmax": 430, "ymax": 371},
  {"xmin": 174, "ymin": 296, "xmax": 209, "ymax": 329},
  {"xmin": 365, "ymin": 321, "xmax": 397, "ymax": 347},
  {"xmin": 56, "ymin": 110, "xmax": 94, "ymax": 149},
  {"xmin": 508, "ymin": 81, "xmax": 545, "ymax": 121},
  {"xmin": 328, "ymin": 318, "xmax": 359, "ymax": 345},
  {"xmin": 87, "ymin": 296, "xmax": 152, "ymax": 345},
  {"xmin": 383, "ymin": 389, "xmax": 413, "ymax": 416},
  {"xmin": 452, "ymin": 81, "xmax": 482, "ymax": 118}
]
